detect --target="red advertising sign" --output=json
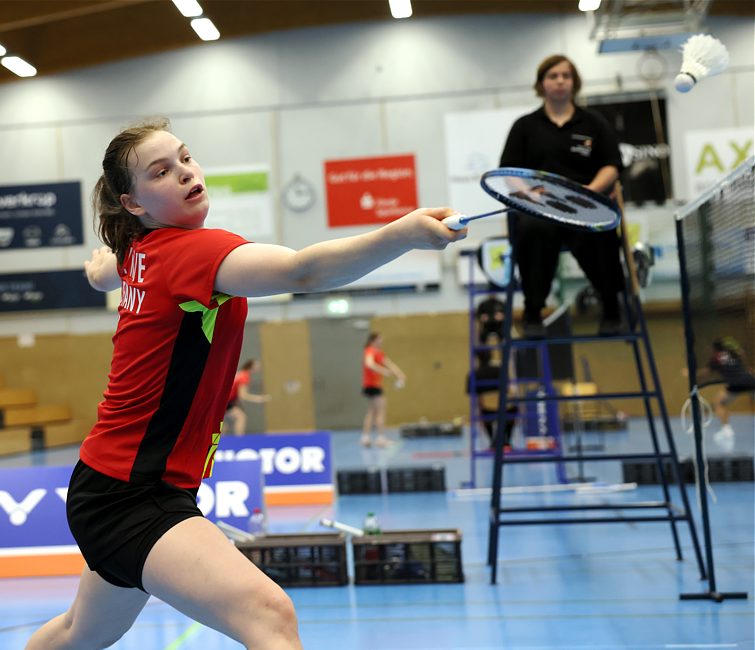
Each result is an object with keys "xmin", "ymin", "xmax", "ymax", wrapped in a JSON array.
[{"xmin": 324, "ymin": 154, "xmax": 418, "ymax": 227}]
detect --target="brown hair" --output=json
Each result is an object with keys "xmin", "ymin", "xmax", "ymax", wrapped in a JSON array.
[
  {"xmin": 92, "ymin": 117, "xmax": 171, "ymax": 265},
  {"xmin": 534, "ymin": 54, "xmax": 581, "ymax": 98},
  {"xmin": 365, "ymin": 333, "xmax": 380, "ymax": 348}
]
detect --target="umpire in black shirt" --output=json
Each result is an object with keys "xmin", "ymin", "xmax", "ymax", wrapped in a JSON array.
[{"xmin": 499, "ymin": 54, "xmax": 624, "ymax": 337}]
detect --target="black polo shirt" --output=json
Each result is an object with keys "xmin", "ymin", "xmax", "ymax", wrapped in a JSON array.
[{"xmin": 499, "ymin": 105, "xmax": 622, "ymax": 186}]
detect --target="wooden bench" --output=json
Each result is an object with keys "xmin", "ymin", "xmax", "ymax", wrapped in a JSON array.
[
  {"xmin": 0, "ymin": 404, "xmax": 73, "ymax": 451},
  {"xmin": 0, "ymin": 388, "xmax": 37, "ymax": 408}
]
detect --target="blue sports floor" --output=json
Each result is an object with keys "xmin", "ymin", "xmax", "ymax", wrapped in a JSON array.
[{"xmin": 1, "ymin": 415, "xmax": 753, "ymax": 649}]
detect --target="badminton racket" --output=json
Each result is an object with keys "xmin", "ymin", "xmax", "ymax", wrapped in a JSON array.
[
  {"xmin": 320, "ymin": 517, "xmax": 365, "ymax": 537},
  {"xmin": 443, "ymin": 167, "xmax": 621, "ymax": 233}
]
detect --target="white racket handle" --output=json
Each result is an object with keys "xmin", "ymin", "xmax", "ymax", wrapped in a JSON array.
[
  {"xmin": 443, "ymin": 214, "xmax": 468, "ymax": 231},
  {"xmin": 320, "ymin": 517, "xmax": 365, "ymax": 537}
]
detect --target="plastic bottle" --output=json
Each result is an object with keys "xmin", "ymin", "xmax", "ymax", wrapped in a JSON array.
[
  {"xmin": 363, "ymin": 512, "xmax": 381, "ymax": 535},
  {"xmin": 248, "ymin": 507, "xmax": 267, "ymax": 537}
]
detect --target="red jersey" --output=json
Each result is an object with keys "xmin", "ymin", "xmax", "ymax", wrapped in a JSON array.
[
  {"xmin": 80, "ymin": 227, "xmax": 248, "ymax": 489},
  {"xmin": 362, "ymin": 346, "xmax": 384, "ymax": 389},
  {"xmin": 228, "ymin": 369, "xmax": 250, "ymax": 403}
]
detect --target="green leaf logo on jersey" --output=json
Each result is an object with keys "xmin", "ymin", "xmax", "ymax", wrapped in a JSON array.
[{"xmin": 179, "ymin": 292, "xmax": 233, "ymax": 342}]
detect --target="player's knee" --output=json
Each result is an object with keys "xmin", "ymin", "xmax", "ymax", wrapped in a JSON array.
[{"xmin": 265, "ymin": 589, "xmax": 299, "ymax": 635}]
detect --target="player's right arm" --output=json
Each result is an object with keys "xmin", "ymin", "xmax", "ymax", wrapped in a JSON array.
[{"xmin": 215, "ymin": 207, "xmax": 465, "ymax": 298}]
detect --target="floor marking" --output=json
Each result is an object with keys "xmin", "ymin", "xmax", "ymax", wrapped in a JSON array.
[
  {"xmin": 163, "ymin": 621, "xmax": 202, "ymax": 650},
  {"xmin": 665, "ymin": 645, "xmax": 739, "ymax": 649}
]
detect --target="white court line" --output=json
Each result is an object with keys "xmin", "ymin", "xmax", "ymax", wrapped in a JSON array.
[{"xmin": 663, "ymin": 643, "xmax": 739, "ymax": 649}]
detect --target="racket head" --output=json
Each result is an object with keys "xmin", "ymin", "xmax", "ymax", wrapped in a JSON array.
[{"xmin": 481, "ymin": 167, "xmax": 621, "ymax": 232}]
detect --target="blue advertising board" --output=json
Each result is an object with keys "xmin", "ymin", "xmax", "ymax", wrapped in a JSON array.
[
  {"xmin": 0, "ymin": 270, "xmax": 106, "ymax": 312},
  {"xmin": 0, "ymin": 181, "xmax": 84, "ymax": 249},
  {"xmin": 215, "ymin": 431, "xmax": 334, "ymax": 505},
  {"xmin": 0, "ymin": 460, "xmax": 264, "ymax": 553}
]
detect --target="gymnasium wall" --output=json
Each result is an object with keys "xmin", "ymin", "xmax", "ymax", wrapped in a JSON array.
[{"xmin": 2, "ymin": 307, "xmax": 745, "ymax": 454}]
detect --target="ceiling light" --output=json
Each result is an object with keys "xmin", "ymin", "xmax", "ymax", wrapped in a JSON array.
[
  {"xmin": 0, "ymin": 43, "xmax": 6, "ymax": 56},
  {"xmin": 1, "ymin": 56, "xmax": 37, "ymax": 77},
  {"xmin": 579, "ymin": 0, "xmax": 601, "ymax": 11},
  {"xmin": 190, "ymin": 17, "xmax": 220, "ymax": 41},
  {"xmin": 172, "ymin": 0, "xmax": 203, "ymax": 18},
  {"xmin": 389, "ymin": 0, "xmax": 412, "ymax": 19}
]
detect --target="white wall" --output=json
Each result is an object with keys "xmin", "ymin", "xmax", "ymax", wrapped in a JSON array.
[{"xmin": 0, "ymin": 12, "xmax": 752, "ymax": 336}]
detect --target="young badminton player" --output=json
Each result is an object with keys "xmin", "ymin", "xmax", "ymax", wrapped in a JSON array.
[
  {"xmin": 361, "ymin": 332, "xmax": 406, "ymax": 447},
  {"xmin": 699, "ymin": 337, "xmax": 755, "ymax": 449},
  {"xmin": 226, "ymin": 358, "xmax": 271, "ymax": 435},
  {"xmin": 499, "ymin": 54, "xmax": 624, "ymax": 337},
  {"xmin": 25, "ymin": 118, "xmax": 465, "ymax": 650}
]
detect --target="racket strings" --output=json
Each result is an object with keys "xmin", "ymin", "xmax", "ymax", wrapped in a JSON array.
[{"xmin": 481, "ymin": 168, "xmax": 621, "ymax": 231}]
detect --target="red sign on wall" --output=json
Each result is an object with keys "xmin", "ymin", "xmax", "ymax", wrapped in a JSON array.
[{"xmin": 324, "ymin": 154, "xmax": 418, "ymax": 227}]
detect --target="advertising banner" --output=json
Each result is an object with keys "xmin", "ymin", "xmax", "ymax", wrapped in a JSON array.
[
  {"xmin": 324, "ymin": 154, "xmax": 417, "ymax": 227},
  {"xmin": 0, "ymin": 181, "xmax": 83, "ymax": 250},
  {"xmin": 203, "ymin": 166, "xmax": 274, "ymax": 241},
  {"xmin": 683, "ymin": 127, "xmax": 753, "ymax": 199},
  {"xmin": 215, "ymin": 431, "xmax": 333, "ymax": 505},
  {"xmin": 0, "ymin": 270, "xmax": 106, "ymax": 313},
  {"xmin": 0, "ymin": 460, "xmax": 264, "ymax": 578}
]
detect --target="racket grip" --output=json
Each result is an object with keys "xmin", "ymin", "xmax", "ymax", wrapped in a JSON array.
[{"xmin": 442, "ymin": 214, "xmax": 467, "ymax": 231}]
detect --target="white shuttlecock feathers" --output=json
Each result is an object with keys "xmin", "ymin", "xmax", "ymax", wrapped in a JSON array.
[{"xmin": 674, "ymin": 34, "xmax": 730, "ymax": 93}]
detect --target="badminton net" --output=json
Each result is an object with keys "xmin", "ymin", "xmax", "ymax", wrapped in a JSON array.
[{"xmin": 676, "ymin": 155, "xmax": 755, "ymax": 382}]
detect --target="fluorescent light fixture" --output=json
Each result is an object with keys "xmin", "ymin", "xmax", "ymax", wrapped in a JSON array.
[
  {"xmin": 171, "ymin": 0, "xmax": 203, "ymax": 18},
  {"xmin": 578, "ymin": 0, "xmax": 601, "ymax": 11},
  {"xmin": 389, "ymin": 0, "xmax": 412, "ymax": 19},
  {"xmin": 325, "ymin": 297, "xmax": 351, "ymax": 317},
  {"xmin": 190, "ymin": 17, "xmax": 220, "ymax": 41},
  {"xmin": 0, "ymin": 43, "xmax": 6, "ymax": 56},
  {"xmin": 1, "ymin": 56, "xmax": 37, "ymax": 77}
]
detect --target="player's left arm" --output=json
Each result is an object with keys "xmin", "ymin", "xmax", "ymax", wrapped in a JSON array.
[{"xmin": 84, "ymin": 246, "xmax": 121, "ymax": 292}]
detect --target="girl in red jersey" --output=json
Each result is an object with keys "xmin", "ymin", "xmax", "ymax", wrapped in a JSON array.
[
  {"xmin": 361, "ymin": 332, "xmax": 406, "ymax": 447},
  {"xmin": 226, "ymin": 359, "xmax": 271, "ymax": 435},
  {"xmin": 26, "ymin": 118, "xmax": 465, "ymax": 650}
]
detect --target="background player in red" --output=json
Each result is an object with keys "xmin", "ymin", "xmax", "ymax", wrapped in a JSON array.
[
  {"xmin": 26, "ymin": 118, "xmax": 465, "ymax": 650},
  {"xmin": 361, "ymin": 332, "xmax": 406, "ymax": 448},
  {"xmin": 226, "ymin": 358, "xmax": 271, "ymax": 435}
]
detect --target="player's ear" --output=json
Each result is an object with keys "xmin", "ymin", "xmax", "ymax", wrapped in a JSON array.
[{"xmin": 120, "ymin": 193, "xmax": 145, "ymax": 217}]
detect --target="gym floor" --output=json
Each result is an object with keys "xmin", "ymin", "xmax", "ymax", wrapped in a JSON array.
[{"xmin": 1, "ymin": 415, "xmax": 753, "ymax": 650}]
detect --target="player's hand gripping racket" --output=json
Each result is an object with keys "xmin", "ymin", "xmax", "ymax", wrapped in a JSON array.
[{"xmin": 443, "ymin": 167, "xmax": 621, "ymax": 233}]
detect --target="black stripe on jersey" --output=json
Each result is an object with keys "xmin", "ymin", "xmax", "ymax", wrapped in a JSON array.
[{"xmin": 129, "ymin": 310, "xmax": 211, "ymax": 483}]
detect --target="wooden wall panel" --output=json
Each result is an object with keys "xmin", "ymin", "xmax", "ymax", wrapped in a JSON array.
[
  {"xmin": 0, "ymin": 333, "xmax": 112, "ymax": 452},
  {"xmin": 259, "ymin": 320, "xmax": 316, "ymax": 432},
  {"xmin": 370, "ymin": 313, "xmax": 469, "ymax": 426}
]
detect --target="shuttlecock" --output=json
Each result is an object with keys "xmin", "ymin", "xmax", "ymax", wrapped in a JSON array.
[{"xmin": 674, "ymin": 34, "xmax": 730, "ymax": 93}]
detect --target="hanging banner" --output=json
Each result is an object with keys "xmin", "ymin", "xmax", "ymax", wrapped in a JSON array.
[
  {"xmin": 588, "ymin": 96, "xmax": 672, "ymax": 206},
  {"xmin": 0, "ymin": 270, "xmax": 106, "ymax": 312},
  {"xmin": 324, "ymin": 154, "xmax": 417, "ymax": 227},
  {"xmin": 444, "ymin": 107, "xmax": 532, "ymax": 226},
  {"xmin": 683, "ymin": 127, "xmax": 753, "ymax": 199},
  {"xmin": 0, "ymin": 181, "xmax": 83, "ymax": 250},
  {"xmin": 203, "ymin": 166, "xmax": 274, "ymax": 240}
]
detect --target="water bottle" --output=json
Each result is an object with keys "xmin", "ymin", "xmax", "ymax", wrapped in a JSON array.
[
  {"xmin": 363, "ymin": 511, "xmax": 381, "ymax": 535},
  {"xmin": 248, "ymin": 507, "xmax": 267, "ymax": 537}
]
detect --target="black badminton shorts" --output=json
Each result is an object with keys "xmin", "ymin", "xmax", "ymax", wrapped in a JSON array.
[
  {"xmin": 362, "ymin": 387, "xmax": 383, "ymax": 397},
  {"xmin": 66, "ymin": 460, "xmax": 202, "ymax": 592}
]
